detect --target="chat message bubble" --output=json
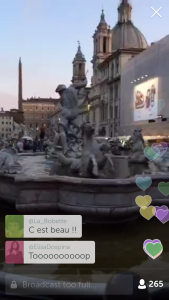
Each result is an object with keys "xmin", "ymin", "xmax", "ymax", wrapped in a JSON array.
[
  {"xmin": 5, "ymin": 241, "xmax": 95, "ymax": 264},
  {"xmin": 5, "ymin": 215, "xmax": 82, "ymax": 238}
]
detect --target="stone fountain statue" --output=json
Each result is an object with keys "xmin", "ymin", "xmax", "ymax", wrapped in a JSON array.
[
  {"xmin": 128, "ymin": 129, "xmax": 147, "ymax": 163},
  {"xmin": 0, "ymin": 142, "xmax": 22, "ymax": 173},
  {"xmin": 57, "ymin": 122, "xmax": 114, "ymax": 177},
  {"xmin": 46, "ymin": 77, "xmax": 115, "ymax": 177},
  {"xmin": 54, "ymin": 78, "xmax": 88, "ymax": 155},
  {"xmin": 46, "ymin": 77, "xmax": 88, "ymax": 158},
  {"xmin": 11, "ymin": 123, "xmax": 31, "ymax": 139},
  {"xmin": 20, "ymin": 123, "xmax": 30, "ymax": 136}
]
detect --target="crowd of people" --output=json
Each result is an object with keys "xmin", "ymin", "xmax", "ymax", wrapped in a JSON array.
[
  {"xmin": 15, "ymin": 128, "xmax": 46, "ymax": 153},
  {"xmin": 16, "ymin": 137, "xmax": 44, "ymax": 153}
]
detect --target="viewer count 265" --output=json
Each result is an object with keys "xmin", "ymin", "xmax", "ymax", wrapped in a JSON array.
[{"xmin": 151, "ymin": 7, "xmax": 162, "ymax": 18}]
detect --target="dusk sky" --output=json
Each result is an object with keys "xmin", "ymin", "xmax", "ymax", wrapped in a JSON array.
[{"xmin": 0, "ymin": 0, "xmax": 167, "ymax": 110}]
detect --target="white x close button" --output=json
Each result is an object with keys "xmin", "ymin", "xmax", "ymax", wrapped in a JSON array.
[{"xmin": 151, "ymin": 7, "xmax": 162, "ymax": 18}]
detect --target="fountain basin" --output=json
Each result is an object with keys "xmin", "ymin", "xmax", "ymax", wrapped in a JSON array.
[{"xmin": 1, "ymin": 169, "xmax": 169, "ymax": 223}]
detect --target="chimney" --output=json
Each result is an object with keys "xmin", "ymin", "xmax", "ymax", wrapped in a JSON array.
[
  {"xmin": 151, "ymin": 42, "xmax": 155, "ymax": 46},
  {"xmin": 1, "ymin": 108, "xmax": 3, "ymax": 111}
]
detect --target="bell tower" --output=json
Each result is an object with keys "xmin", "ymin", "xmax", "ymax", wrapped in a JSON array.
[
  {"xmin": 92, "ymin": 9, "xmax": 112, "ymax": 66},
  {"xmin": 72, "ymin": 41, "xmax": 86, "ymax": 84},
  {"xmin": 91, "ymin": 9, "xmax": 112, "ymax": 86}
]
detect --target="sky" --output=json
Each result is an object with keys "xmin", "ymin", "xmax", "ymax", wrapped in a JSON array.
[{"xmin": 0, "ymin": 0, "xmax": 168, "ymax": 110}]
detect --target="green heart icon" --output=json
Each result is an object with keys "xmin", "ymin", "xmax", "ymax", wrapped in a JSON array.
[
  {"xmin": 158, "ymin": 182, "xmax": 169, "ymax": 196},
  {"xmin": 146, "ymin": 242, "xmax": 162, "ymax": 258},
  {"xmin": 144, "ymin": 147, "xmax": 160, "ymax": 161}
]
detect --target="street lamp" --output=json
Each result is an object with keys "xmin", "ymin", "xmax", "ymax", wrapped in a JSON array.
[{"xmin": 87, "ymin": 102, "xmax": 91, "ymax": 122}]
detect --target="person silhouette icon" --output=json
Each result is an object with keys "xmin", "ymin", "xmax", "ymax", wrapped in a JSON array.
[{"xmin": 138, "ymin": 279, "xmax": 146, "ymax": 289}]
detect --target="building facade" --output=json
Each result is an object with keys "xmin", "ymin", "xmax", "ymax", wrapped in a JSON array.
[
  {"xmin": 120, "ymin": 35, "xmax": 169, "ymax": 136},
  {"xmin": 22, "ymin": 98, "xmax": 58, "ymax": 136},
  {"xmin": 0, "ymin": 109, "xmax": 13, "ymax": 138},
  {"xmin": 89, "ymin": 0, "xmax": 148, "ymax": 136}
]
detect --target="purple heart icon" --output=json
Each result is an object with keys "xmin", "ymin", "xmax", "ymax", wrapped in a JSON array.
[
  {"xmin": 155, "ymin": 206, "xmax": 169, "ymax": 224},
  {"xmin": 152, "ymin": 142, "xmax": 168, "ymax": 156}
]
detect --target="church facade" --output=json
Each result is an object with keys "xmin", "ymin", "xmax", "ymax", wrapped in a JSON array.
[{"xmin": 89, "ymin": 0, "xmax": 148, "ymax": 137}]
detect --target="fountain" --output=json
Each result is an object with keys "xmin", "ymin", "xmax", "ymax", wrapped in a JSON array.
[{"xmin": 1, "ymin": 80, "xmax": 169, "ymax": 223}]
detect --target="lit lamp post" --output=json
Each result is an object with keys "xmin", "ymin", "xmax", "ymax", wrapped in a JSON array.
[{"xmin": 87, "ymin": 103, "xmax": 90, "ymax": 122}]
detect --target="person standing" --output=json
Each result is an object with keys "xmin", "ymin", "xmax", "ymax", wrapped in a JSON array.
[{"xmin": 33, "ymin": 137, "xmax": 38, "ymax": 152}]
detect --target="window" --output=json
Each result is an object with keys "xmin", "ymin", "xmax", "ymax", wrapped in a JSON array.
[
  {"xmin": 36, "ymin": 106, "xmax": 38, "ymax": 110},
  {"xmin": 2, "ymin": 122, "xmax": 4, "ymax": 124},
  {"xmin": 103, "ymin": 37, "xmax": 107, "ymax": 53},
  {"xmin": 2, "ymin": 133, "xmax": 4, "ymax": 137},
  {"xmin": 115, "ymin": 105, "xmax": 118, "ymax": 118},
  {"xmin": 79, "ymin": 63, "xmax": 82, "ymax": 74},
  {"xmin": 6, "ymin": 122, "xmax": 8, "ymax": 124},
  {"xmin": 115, "ymin": 85, "xmax": 118, "ymax": 99},
  {"xmin": 9, "ymin": 128, "xmax": 11, "ymax": 131},
  {"xmin": 30, "ymin": 124, "xmax": 32, "ymax": 128},
  {"xmin": 116, "ymin": 59, "xmax": 119, "ymax": 74},
  {"xmin": 48, "ymin": 107, "xmax": 49, "ymax": 110},
  {"xmin": 100, "ymin": 102, "xmax": 106, "ymax": 121},
  {"xmin": 9, "ymin": 122, "xmax": 11, "ymax": 124},
  {"xmin": 2, "ymin": 128, "xmax": 4, "ymax": 131},
  {"xmin": 42, "ymin": 115, "xmax": 44, "ymax": 119},
  {"xmin": 111, "ymin": 63, "xmax": 114, "ymax": 78},
  {"xmin": 36, "ymin": 123, "xmax": 38, "ymax": 128},
  {"xmin": 42, "ymin": 106, "xmax": 44, "ymax": 110},
  {"xmin": 110, "ymin": 86, "xmax": 113, "ymax": 100},
  {"xmin": 6, "ymin": 128, "xmax": 8, "ymax": 131},
  {"xmin": 35, "ymin": 115, "xmax": 38, "ymax": 118}
]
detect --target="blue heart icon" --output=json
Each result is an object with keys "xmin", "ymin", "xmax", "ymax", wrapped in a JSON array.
[{"xmin": 136, "ymin": 177, "xmax": 152, "ymax": 191}]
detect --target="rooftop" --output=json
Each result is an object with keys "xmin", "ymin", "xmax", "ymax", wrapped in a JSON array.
[
  {"xmin": 22, "ymin": 97, "xmax": 59, "ymax": 104},
  {"xmin": 0, "ymin": 110, "xmax": 13, "ymax": 117}
]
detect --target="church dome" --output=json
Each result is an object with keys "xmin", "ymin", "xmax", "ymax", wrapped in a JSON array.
[
  {"xmin": 112, "ymin": 22, "xmax": 148, "ymax": 50},
  {"xmin": 112, "ymin": 0, "xmax": 148, "ymax": 51}
]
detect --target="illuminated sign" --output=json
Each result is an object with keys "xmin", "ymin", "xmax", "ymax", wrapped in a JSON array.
[{"xmin": 134, "ymin": 78, "xmax": 158, "ymax": 121}]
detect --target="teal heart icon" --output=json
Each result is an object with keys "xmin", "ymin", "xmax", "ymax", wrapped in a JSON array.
[
  {"xmin": 144, "ymin": 147, "xmax": 160, "ymax": 161},
  {"xmin": 151, "ymin": 99, "xmax": 165, "ymax": 114},
  {"xmin": 136, "ymin": 176, "xmax": 152, "ymax": 191}
]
